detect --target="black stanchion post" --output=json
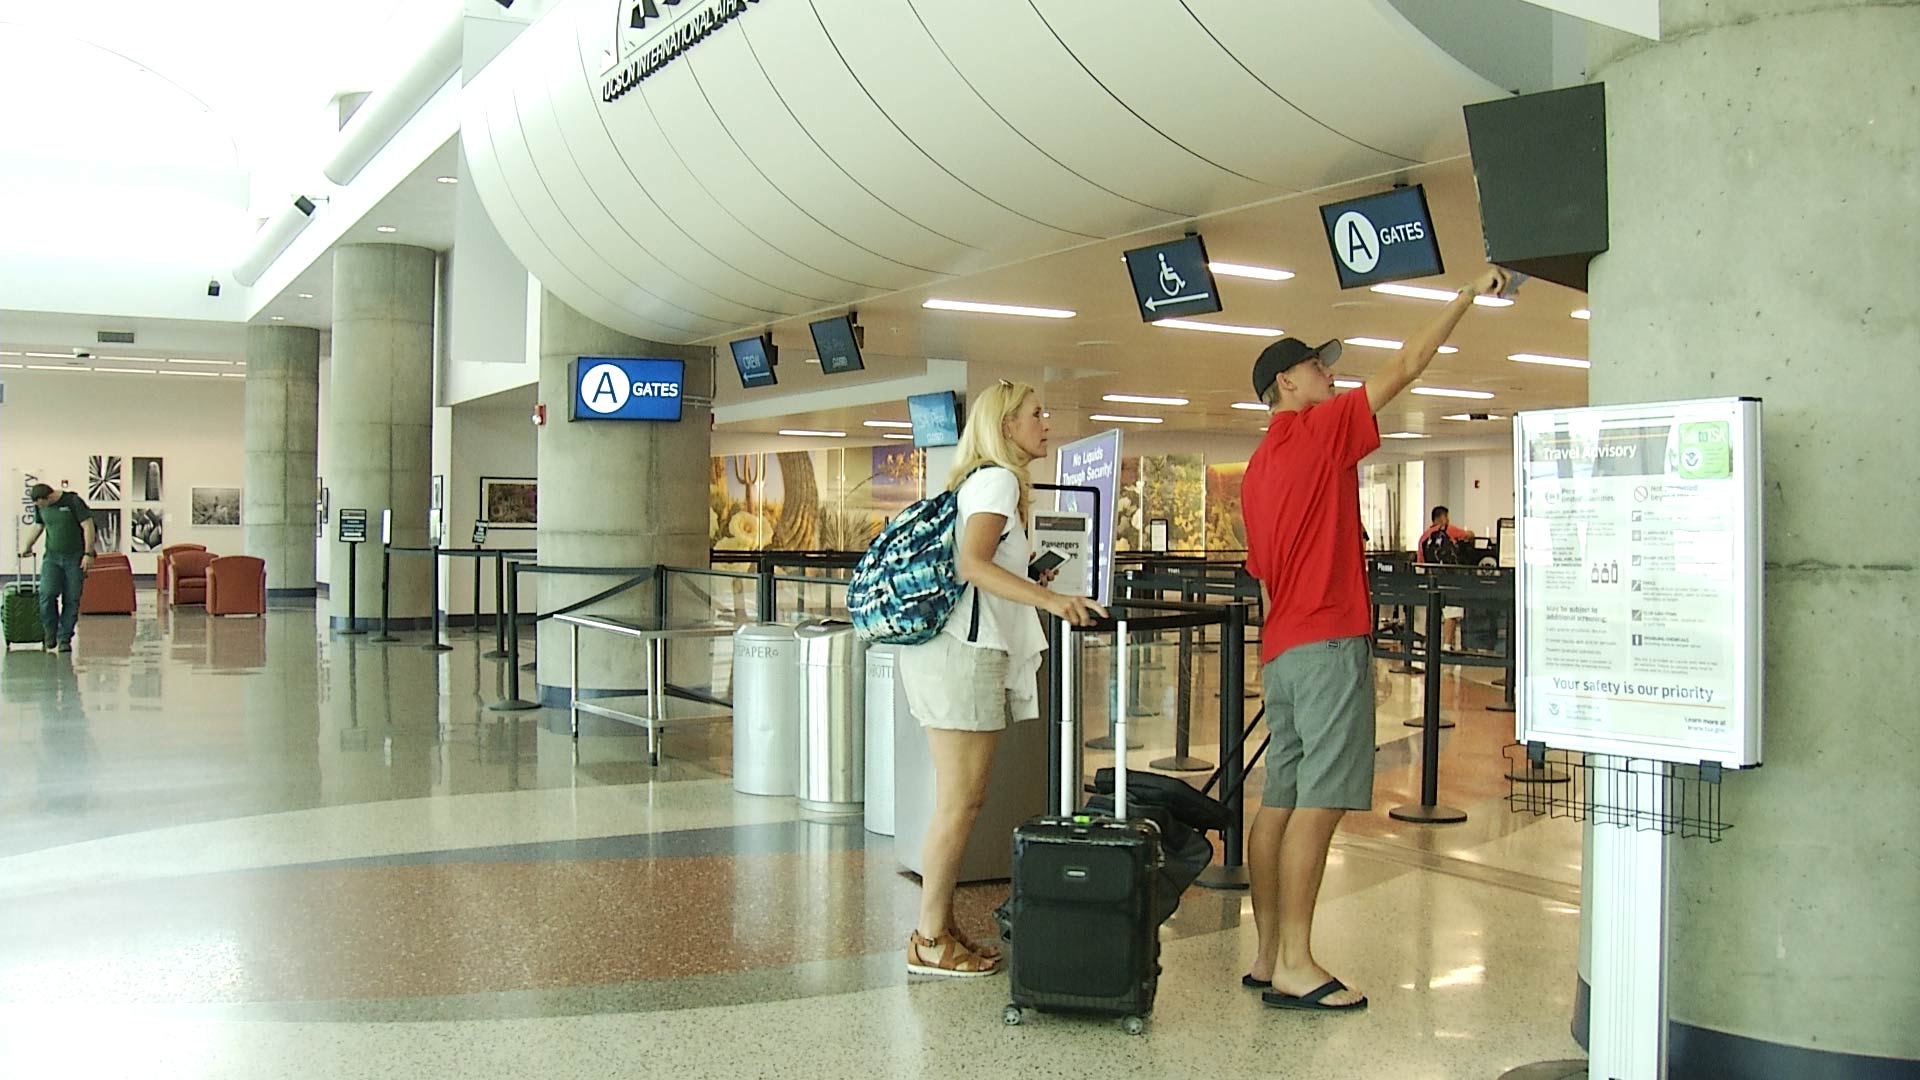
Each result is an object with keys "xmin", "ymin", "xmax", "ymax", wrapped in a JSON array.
[
  {"xmin": 424, "ymin": 547, "xmax": 451, "ymax": 652},
  {"xmin": 1390, "ymin": 590, "xmax": 1467, "ymax": 824},
  {"xmin": 484, "ymin": 552, "xmax": 509, "ymax": 659},
  {"xmin": 370, "ymin": 546, "xmax": 398, "ymax": 642},
  {"xmin": 340, "ymin": 542, "xmax": 367, "ymax": 635},
  {"xmin": 1151, "ymin": 590, "xmax": 1210, "ymax": 771},
  {"xmin": 1200, "ymin": 604, "xmax": 1249, "ymax": 889},
  {"xmin": 471, "ymin": 551, "xmax": 485, "ymax": 635},
  {"xmin": 1045, "ymin": 613, "xmax": 1066, "ymax": 801},
  {"xmin": 488, "ymin": 558, "xmax": 537, "ymax": 712},
  {"xmin": 757, "ymin": 553, "xmax": 776, "ymax": 622}
]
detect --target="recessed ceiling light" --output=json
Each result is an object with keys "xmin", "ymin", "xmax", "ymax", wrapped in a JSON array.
[
  {"xmin": 1382, "ymin": 431, "xmax": 1429, "ymax": 439},
  {"xmin": 1443, "ymin": 413, "xmax": 1506, "ymax": 421},
  {"xmin": 1510, "ymin": 352, "xmax": 1591, "ymax": 369},
  {"xmin": 297, "ymin": 293, "xmax": 315, "ymax": 299},
  {"xmin": 1343, "ymin": 337, "xmax": 1457, "ymax": 354},
  {"xmin": 923, "ymin": 299, "xmax": 1075, "ymax": 319},
  {"xmin": 1409, "ymin": 386, "xmax": 1496, "ymax": 400},
  {"xmin": 1103, "ymin": 394, "xmax": 1189, "ymax": 406},
  {"xmin": 1334, "ymin": 378, "xmax": 1365, "ymax": 389},
  {"xmin": 160, "ymin": 369, "xmax": 222, "ymax": 378},
  {"xmin": 0, "ymin": 351, "xmax": 19, "ymax": 357},
  {"xmin": 1088, "ymin": 413, "xmax": 1163, "ymax": 424},
  {"xmin": 863, "ymin": 420, "xmax": 913, "ymax": 429},
  {"xmin": 1571, "ymin": 308, "xmax": 1591, "ymax": 320},
  {"xmin": 1152, "ymin": 318, "xmax": 1284, "ymax": 337},
  {"xmin": 92, "ymin": 367, "xmax": 150, "ymax": 375},
  {"xmin": 24, "ymin": 352, "xmax": 73, "ymax": 359},
  {"xmin": 882, "ymin": 433, "xmax": 914, "ymax": 440},
  {"xmin": 219, "ymin": 372, "xmax": 247, "ymax": 378},
  {"xmin": 1371, "ymin": 283, "xmax": 1514, "ymax": 308},
  {"xmin": 435, "ymin": 176, "xmax": 459, "ymax": 184},
  {"xmin": 778, "ymin": 429, "xmax": 846, "ymax": 438},
  {"xmin": 1231, "ymin": 402, "xmax": 1267, "ymax": 411},
  {"xmin": 0, "ymin": 363, "xmax": 21, "ymax": 369},
  {"xmin": 269, "ymin": 315, "xmax": 286, "ymax": 321},
  {"xmin": 1209, "ymin": 262, "xmax": 1295, "ymax": 282},
  {"xmin": 168, "ymin": 358, "xmax": 232, "ymax": 366},
  {"xmin": 375, "ymin": 225, "xmax": 398, "ymax": 233},
  {"xmin": 26, "ymin": 364, "xmax": 81, "ymax": 372}
]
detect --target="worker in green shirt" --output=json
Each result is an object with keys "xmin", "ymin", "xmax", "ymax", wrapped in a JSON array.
[{"xmin": 19, "ymin": 483, "xmax": 97, "ymax": 652}]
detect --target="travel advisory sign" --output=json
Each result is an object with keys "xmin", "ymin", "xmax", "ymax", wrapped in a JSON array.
[{"xmin": 1514, "ymin": 398, "xmax": 1763, "ymax": 767}]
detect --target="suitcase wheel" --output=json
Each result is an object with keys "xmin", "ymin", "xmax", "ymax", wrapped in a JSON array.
[
  {"xmin": 1121, "ymin": 1015, "xmax": 1147, "ymax": 1037},
  {"xmin": 1002, "ymin": 1005, "xmax": 1024, "ymax": 1027}
]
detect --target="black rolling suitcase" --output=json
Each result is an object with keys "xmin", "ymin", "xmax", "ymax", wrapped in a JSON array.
[{"xmin": 1003, "ymin": 615, "xmax": 1161, "ymax": 1036}]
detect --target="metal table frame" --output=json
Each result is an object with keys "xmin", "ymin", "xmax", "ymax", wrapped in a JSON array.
[{"xmin": 555, "ymin": 612, "xmax": 733, "ymax": 765}]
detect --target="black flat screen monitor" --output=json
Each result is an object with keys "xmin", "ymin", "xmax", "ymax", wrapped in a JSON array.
[
  {"xmin": 908, "ymin": 391, "xmax": 961, "ymax": 449},
  {"xmin": 729, "ymin": 335, "xmax": 776, "ymax": 389},
  {"xmin": 808, "ymin": 315, "xmax": 864, "ymax": 375}
]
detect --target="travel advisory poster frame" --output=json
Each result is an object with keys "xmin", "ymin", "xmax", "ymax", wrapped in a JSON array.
[{"xmin": 1513, "ymin": 397, "xmax": 1763, "ymax": 768}]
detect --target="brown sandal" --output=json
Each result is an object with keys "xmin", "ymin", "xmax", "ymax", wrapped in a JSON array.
[
  {"xmin": 949, "ymin": 923, "xmax": 1002, "ymax": 963},
  {"xmin": 907, "ymin": 930, "xmax": 998, "ymax": 978}
]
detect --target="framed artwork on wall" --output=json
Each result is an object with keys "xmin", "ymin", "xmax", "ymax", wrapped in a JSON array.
[
  {"xmin": 191, "ymin": 487, "xmax": 241, "ymax": 526},
  {"xmin": 88, "ymin": 456, "xmax": 123, "ymax": 502},
  {"xmin": 94, "ymin": 508, "xmax": 124, "ymax": 553},
  {"xmin": 130, "ymin": 457, "xmax": 163, "ymax": 502},
  {"xmin": 478, "ymin": 476, "xmax": 537, "ymax": 528},
  {"xmin": 131, "ymin": 507, "xmax": 163, "ymax": 552}
]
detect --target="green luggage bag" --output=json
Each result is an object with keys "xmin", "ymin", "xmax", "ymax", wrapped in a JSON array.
[{"xmin": 3, "ymin": 581, "xmax": 45, "ymax": 646}]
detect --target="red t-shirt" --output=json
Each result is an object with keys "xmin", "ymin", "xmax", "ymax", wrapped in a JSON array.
[{"xmin": 1242, "ymin": 389, "xmax": 1381, "ymax": 663}]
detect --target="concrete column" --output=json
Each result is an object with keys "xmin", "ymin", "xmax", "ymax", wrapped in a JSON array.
[
  {"xmin": 533, "ymin": 293, "xmax": 712, "ymax": 702},
  {"xmin": 1586, "ymin": 3, "xmax": 1919, "ymax": 1074},
  {"xmin": 327, "ymin": 244, "xmax": 437, "ymax": 628},
  {"xmin": 243, "ymin": 325, "xmax": 320, "ymax": 593}
]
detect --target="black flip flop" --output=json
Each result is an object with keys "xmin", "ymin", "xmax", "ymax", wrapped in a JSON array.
[
  {"xmin": 1242, "ymin": 974, "xmax": 1270, "ymax": 990},
  {"xmin": 1261, "ymin": 978, "xmax": 1368, "ymax": 1012}
]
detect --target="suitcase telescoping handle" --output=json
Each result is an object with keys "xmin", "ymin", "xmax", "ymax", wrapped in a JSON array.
[{"xmin": 1112, "ymin": 616, "xmax": 1129, "ymax": 821}]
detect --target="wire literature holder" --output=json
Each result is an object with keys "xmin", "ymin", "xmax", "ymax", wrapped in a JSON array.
[{"xmin": 1504, "ymin": 743, "xmax": 1727, "ymax": 841}]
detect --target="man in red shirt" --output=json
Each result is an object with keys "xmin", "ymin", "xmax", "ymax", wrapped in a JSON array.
[{"xmin": 1239, "ymin": 267, "xmax": 1507, "ymax": 1013}]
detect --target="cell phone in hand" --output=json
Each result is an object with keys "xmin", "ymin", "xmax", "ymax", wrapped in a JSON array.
[{"xmin": 1028, "ymin": 550, "xmax": 1066, "ymax": 581}]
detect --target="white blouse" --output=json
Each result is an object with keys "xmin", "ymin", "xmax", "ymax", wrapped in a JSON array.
[{"xmin": 940, "ymin": 466, "xmax": 1047, "ymax": 720}]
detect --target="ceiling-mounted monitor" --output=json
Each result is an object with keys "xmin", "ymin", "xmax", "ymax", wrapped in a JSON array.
[
  {"xmin": 908, "ymin": 391, "xmax": 961, "ymax": 449},
  {"xmin": 1318, "ymin": 184, "xmax": 1443, "ymax": 289},
  {"xmin": 808, "ymin": 314, "xmax": 865, "ymax": 375},
  {"xmin": 729, "ymin": 334, "xmax": 776, "ymax": 389}
]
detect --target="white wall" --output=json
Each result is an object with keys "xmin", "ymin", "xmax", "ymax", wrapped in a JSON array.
[
  {"xmin": 1459, "ymin": 451, "xmax": 1516, "ymax": 537},
  {"xmin": 0, "ymin": 368, "xmax": 246, "ymax": 575},
  {"xmin": 443, "ymin": 394, "xmax": 536, "ymax": 615}
]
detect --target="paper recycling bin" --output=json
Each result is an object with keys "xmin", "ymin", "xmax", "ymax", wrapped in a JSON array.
[
  {"xmin": 731, "ymin": 623, "xmax": 801, "ymax": 797},
  {"xmin": 796, "ymin": 621, "xmax": 865, "ymax": 815},
  {"xmin": 863, "ymin": 645, "xmax": 904, "ymax": 836}
]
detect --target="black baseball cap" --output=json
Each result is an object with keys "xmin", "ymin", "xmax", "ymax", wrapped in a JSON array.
[{"xmin": 1251, "ymin": 337, "xmax": 1342, "ymax": 399}]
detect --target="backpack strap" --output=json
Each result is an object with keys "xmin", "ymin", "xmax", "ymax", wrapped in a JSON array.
[{"xmin": 967, "ymin": 589, "xmax": 980, "ymax": 643}]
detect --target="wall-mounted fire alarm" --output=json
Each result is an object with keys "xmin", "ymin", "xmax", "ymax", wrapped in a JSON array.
[{"xmin": 532, "ymin": 403, "xmax": 547, "ymax": 427}]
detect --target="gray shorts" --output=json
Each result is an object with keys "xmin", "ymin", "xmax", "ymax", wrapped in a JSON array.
[
  {"xmin": 898, "ymin": 635, "xmax": 1011, "ymax": 732},
  {"xmin": 1260, "ymin": 636, "xmax": 1376, "ymax": 810}
]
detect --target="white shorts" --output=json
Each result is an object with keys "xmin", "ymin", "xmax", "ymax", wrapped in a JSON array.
[{"xmin": 897, "ymin": 635, "xmax": 1011, "ymax": 732}]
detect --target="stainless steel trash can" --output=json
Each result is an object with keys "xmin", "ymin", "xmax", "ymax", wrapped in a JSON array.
[
  {"xmin": 731, "ymin": 624, "xmax": 801, "ymax": 796},
  {"xmin": 863, "ymin": 645, "xmax": 904, "ymax": 836},
  {"xmin": 796, "ymin": 621, "xmax": 865, "ymax": 815}
]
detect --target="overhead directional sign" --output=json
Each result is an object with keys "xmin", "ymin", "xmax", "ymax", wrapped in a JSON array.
[
  {"xmin": 1319, "ymin": 185, "xmax": 1444, "ymax": 289},
  {"xmin": 1122, "ymin": 235, "xmax": 1223, "ymax": 322}
]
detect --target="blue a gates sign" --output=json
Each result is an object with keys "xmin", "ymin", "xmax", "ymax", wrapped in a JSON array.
[{"xmin": 571, "ymin": 357, "xmax": 685, "ymax": 421}]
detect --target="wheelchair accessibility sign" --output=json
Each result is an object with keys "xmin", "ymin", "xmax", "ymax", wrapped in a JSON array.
[
  {"xmin": 571, "ymin": 356, "xmax": 686, "ymax": 421},
  {"xmin": 1121, "ymin": 235, "xmax": 1223, "ymax": 322},
  {"xmin": 1318, "ymin": 185, "xmax": 1445, "ymax": 289}
]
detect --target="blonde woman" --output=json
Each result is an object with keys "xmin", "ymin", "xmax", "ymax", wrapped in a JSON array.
[{"xmin": 899, "ymin": 380, "xmax": 1105, "ymax": 977}]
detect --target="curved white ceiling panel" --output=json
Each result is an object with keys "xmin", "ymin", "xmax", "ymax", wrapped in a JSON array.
[
  {"xmin": 463, "ymin": 0, "xmax": 1512, "ymax": 344},
  {"xmin": 909, "ymin": 0, "xmax": 1270, "ymax": 216},
  {"xmin": 1029, "ymin": 0, "xmax": 1414, "ymax": 190},
  {"xmin": 810, "ymin": 0, "xmax": 1171, "ymax": 241},
  {"xmin": 1181, "ymin": 0, "xmax": 1503, "ymax": 164}
]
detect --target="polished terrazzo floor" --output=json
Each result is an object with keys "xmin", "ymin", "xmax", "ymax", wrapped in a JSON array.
[{"xmin": 0, "ymin": 597, "xmax": 1585, "ymax": 1078}]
